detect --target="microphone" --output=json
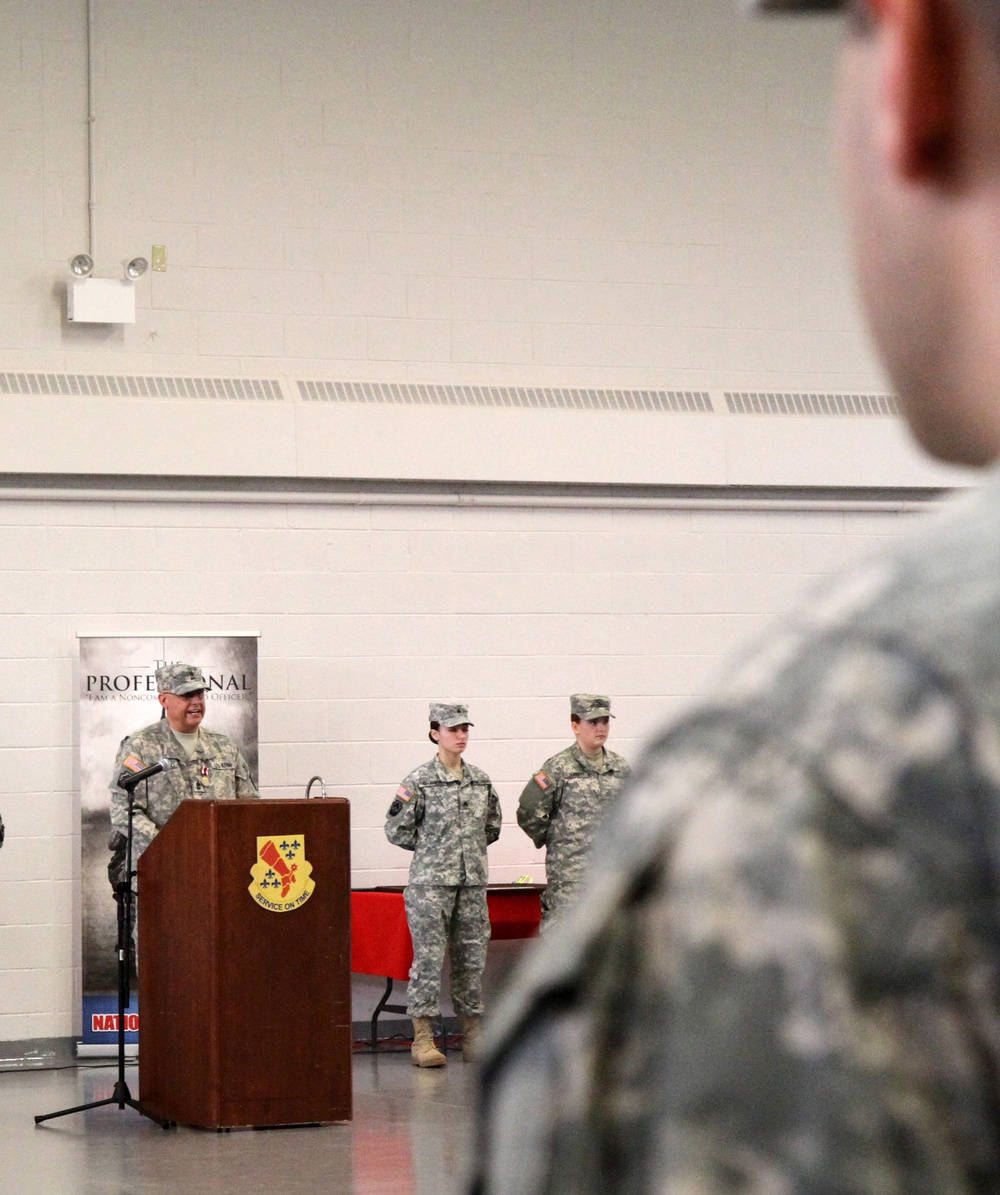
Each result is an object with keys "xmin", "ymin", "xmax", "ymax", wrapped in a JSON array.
[{"xmin": 117, "ymin": 757, "xmax": 178, "ymax": 790}]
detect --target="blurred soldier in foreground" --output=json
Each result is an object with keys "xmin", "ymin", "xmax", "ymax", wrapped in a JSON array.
[
  {"xmin": 472, "ymin": 1, "xmax": 1000, "ymax": 1192},
  {"xmin": 385, "ymin": 703, "xmax": 502, "ymax": 1066},
  {"xmin": 517, "ymin": 695, "xmax": 630, "ymax": 928},
  {"xmin": 109, "ymin": 664, "xmax": 259, "ymax": 914}
]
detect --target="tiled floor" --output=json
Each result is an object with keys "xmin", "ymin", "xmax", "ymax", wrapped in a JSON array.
[{"xmin": 1, "ymin": 1045, "xmax": 475, "ymax": 1194}]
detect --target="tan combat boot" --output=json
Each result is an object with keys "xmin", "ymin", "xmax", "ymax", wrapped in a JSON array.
[
  {"xmin": 411, "ymin": 1017, "xmax": 446, "ymax": 1068},
  {"xmin": 461, "ymin": 1014, "xmax": 482, "ymax": 1062}
]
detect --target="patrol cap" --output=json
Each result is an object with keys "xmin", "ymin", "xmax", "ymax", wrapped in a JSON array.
[
  {"xmin": 746, "ymin": 0, "xmax": 844, "ymax": 10},
  {"xmin": 570, "ymin": 694, "xmax": 614, "ymax": 720},
  {"xmin": 429, "ymin": 702, "xmax": 473, "ymax": 728},
  {"xmin": 156, "ymin": 663, "xmax": 207, "ymax": 696}
]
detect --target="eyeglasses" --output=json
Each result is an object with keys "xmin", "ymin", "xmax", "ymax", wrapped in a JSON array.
[{"xmin": 748, "ymin": 1, "xmax": 844, "ymax": 11}]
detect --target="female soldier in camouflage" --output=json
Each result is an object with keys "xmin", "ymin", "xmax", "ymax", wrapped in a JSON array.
[
  {"xmin": 517, "ymin": 694, "xmax": 630, "ymax": 927},
  {"xmin": 384, "ymin": 703, "xmax": 502, "ymax": 1066}
]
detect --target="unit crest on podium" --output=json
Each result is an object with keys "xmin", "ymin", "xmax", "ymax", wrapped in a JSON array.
[{"xmin": 248, "ymin": 835, "xmax": 315, "ymax": 912}]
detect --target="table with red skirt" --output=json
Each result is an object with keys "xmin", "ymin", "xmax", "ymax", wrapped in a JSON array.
[{"xmin": 351, "ymin": 884, "xmax": 544, "ymax": 1046}]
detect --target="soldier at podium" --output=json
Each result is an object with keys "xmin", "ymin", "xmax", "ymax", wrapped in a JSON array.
[{"xmin": 108, "ymin": 663, "xmax": 259, "ymax": 925}]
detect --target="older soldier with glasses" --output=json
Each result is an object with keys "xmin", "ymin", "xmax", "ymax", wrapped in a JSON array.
[
  {"xmin": 108, "ymin": 663, "xmax": 259, "ymax": 944},
  {"xmin": 472, "ymin": 1, "xmax": 1000, "ymax": 1192}
]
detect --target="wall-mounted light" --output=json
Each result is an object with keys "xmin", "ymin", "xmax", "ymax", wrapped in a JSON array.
[
  {"xmin": 69, "ymin": 253, "xmax": 95, "ymax": 278},
  {"xmin": 66, "ymin": 252, "xmax": 148, "ymax": 323}
]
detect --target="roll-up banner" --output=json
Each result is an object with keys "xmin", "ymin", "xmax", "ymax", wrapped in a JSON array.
[{"xmin": 78, "ymin": 635, "xmax": 259, "ymax": 1055}]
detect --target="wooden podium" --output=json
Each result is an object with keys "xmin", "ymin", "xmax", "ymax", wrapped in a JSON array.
[{"xmin": 137, "ymin": 798, "xmax": 352, "ymax": 1128}]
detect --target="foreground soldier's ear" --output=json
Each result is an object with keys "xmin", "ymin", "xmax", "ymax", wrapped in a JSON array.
[{"xmin": 872, "ymin": 0, "xmax": 962, "ymax": 183}]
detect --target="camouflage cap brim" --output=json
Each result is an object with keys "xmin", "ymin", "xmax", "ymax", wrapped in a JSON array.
[
  {"xmin": 171, "ymin": 679, "xmax": 207, "ymax": 696},
  {"xmin": 439, "ymin": 714, "xmax": 474, "ymax": 728}
]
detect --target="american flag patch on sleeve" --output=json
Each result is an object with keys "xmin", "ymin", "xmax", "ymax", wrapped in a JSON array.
[
  {"xmin": 534, "ymin": 771, "xmax": 551, "ymax": 791},
  {"xmin": 396, "ymin": 785, "xmax": 413, "ymax": 802},
  {"xmin": 121, "ymin": 754, "xmax": 145, "ymax": 774}
]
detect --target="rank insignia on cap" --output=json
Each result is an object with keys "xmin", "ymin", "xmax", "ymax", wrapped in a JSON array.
[
  {"xmin": 248, "ymin": 835, "xmax": 315, "ymax": 913},
  {"xmin": 534, "ymin": 771, "xmax": 551, "ymax": 791},
  {"xmin": 396, "ymin": 785, "xmax": 413, "ymax": 802},
  {"xmin": 121, "ymin": 755, "xmax": 145, "ymax": 774}
]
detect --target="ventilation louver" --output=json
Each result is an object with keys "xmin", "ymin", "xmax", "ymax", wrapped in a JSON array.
[
  {"xmin": 298, "ymin": 379, "xmax": 713, "ymax": 413},
  {"xmin": 725, "ymin": 392, "xmax": 898, "ymax": 417},
  {"xmin": 0, "ymin": 373, "xmax": 283, "ymax": 401}
]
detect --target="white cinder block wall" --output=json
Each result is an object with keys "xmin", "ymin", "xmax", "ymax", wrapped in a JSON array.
[
  {"xmin": 5, "ymin": 0, "xmax": 875, "ymax": 393},
  {"xmin": 0, "ymin": 494, "xmax": 918, "ymax": 1038},
  {"xmin": 0, "ymin": 0, "xmax": 964, "ymax": 1039}
]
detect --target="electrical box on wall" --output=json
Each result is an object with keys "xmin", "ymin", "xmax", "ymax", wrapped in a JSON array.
[{"xmin": 67, "ymin": 278, "xmax": 136, "ymax": 324}]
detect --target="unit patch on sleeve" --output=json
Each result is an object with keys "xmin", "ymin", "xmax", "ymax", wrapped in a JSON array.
[{"xmin": 388, "ymin": 800, "xmax": 403, "ymax": 817}]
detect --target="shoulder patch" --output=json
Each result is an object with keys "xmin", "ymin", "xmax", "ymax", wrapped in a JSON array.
[
  {"xmin": 396, "ymin": 785, "xmax": 413, "ymax": 803},
  {"xmin": 534, "ymin": 770, "xmax": 551, "ymax": 791},
  {"xmin": 388, "ymin": 799, "xmax": 403, "ymax": 817},
  {"xmin": 121, "ymin": 754, "xmax": 145, "ymax": 775}
]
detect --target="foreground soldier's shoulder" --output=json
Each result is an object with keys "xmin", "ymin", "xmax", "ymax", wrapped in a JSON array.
[{"xmin": 467, "ymin": 762, "xmax": 493, "ymax": 784}]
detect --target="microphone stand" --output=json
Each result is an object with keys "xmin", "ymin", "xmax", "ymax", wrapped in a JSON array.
[{"xmin": 36, "ymin": 777, "xmax": 171, "ymax": 1128}]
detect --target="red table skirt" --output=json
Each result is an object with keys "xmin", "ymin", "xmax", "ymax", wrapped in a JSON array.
[{"xmin": 351, "ymin": 886, "xmax": 543, "ymax": 981}]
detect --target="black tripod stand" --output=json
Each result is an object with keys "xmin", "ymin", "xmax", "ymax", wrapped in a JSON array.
[{"xmin": 36, "ymin": 776, "xmax": 171, "ymax": 1128}]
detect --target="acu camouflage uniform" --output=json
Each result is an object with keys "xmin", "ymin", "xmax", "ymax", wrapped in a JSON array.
[
  {"xmin": 109, "ymin": 718, "xmax": 259, "ymax": 876},
  {"xmin": 517, "ymin": 743, "xmax": 630, "ymax": 926},
  {"xmin": 386, "ymin": 756, "xmax": 502, "ymax": 1017},
  {"xmin": 472, "ymin": 472, "xmax": 1000, "ymax": 1195}
]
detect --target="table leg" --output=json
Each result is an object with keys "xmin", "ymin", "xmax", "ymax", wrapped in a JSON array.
[
  {"xmin": 368, "ymin": 977, "xmax": 449, "ymax": 1055},
  {"xmin": 370, "ymin": 976, "xmax": 408, "ymax": 1051}
]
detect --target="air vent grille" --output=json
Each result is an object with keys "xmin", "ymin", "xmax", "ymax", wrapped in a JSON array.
[
  {"xmin": 0, "ymin": 373, "xmax": 899, "ymax": 418},
  {"xmin": 299, "ymin": 379, "xmax": 714, "ymax": 414},
  {"xmin": 725, "ymin": 391, "xmax": 899, "ymax": 417},
  {"xmin": 0, "ymin": 373, "xmax": 283, "ymax": 401}
]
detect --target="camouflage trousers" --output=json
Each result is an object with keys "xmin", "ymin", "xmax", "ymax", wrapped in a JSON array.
[
  {"xmin": 539, "ymin": 874, "xmax": 580, "ymax": 931},
  {"xmin": 403, "ymin": 883, "xmax": 491, "ymax": 1018}
]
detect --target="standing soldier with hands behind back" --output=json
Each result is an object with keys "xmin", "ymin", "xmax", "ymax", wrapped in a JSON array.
[
  {"xmin": 385, "ymin": 703, "xmax": 502, "ymax": 1067},
  {"xmin": 517, "ymin": 694, "xmax": 630, "ymax": 928}
]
